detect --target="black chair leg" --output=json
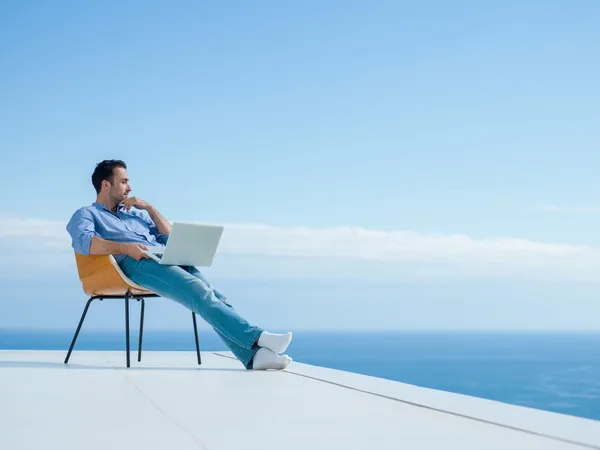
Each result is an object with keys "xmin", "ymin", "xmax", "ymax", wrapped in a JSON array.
[
  {"xmin": 64, "ymin": 297, "xmax": 96, "ymax": 364},
  {"xmin": 192, "ymin": 312, "xmax": 201, "ymax": 365},
  {"xmin": 138, "ymin": 298, "xmax": 145, "ymax": 362},
  {"xmin": 66, "ymin": 294, "xmax": 198, "ymax": 368},
  {"xmin": 125, "ymin": 293, "xmax": 131, "ymax": 367}
]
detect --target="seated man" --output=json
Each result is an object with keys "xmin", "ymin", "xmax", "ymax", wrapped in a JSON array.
[{"xmin": 66, "ymin": 159, "xmax": 292, "ymax": 370}]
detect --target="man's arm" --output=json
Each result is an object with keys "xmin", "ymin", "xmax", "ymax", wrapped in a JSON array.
[
  {"xmin": 66, "ymin": 207, "xmax": 148, "ymax": 260},
  {"xmin": 89, "ymin": 236, "xmax": 149, "ymax": 260},
  {"xmin": 146, "ymin": 204, "xmax": 172, "ymax": 235},
  {"xmin": 89, "ymin": 236, "xmax": 128, "ymax": 255},
  {"xmin": 66, "ymin": 208, "xmax": 97, "ymax": 255},
  {"xmin": 121, "ymin": 197, "xmax": 171, "ymax": 243}
]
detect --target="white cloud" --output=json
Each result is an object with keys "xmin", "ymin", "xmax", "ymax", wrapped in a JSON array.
[
  {"xmin": 219, "ymin": 223, "xmax": 587, "ymax": 261},
  {"xmin": 1, "ymin": 215, "xmax": 600, "ymax": 281},
  {"xmin": 0, "ymin": 217, "xmax": 74, "ymax": 277},
  {"xmin": 540, "ymin": 204, "xmax": 600, "ymax": 214},
  {"xmin": 0, "ymin": 217, "xmax": 69, "ymax": 238}
]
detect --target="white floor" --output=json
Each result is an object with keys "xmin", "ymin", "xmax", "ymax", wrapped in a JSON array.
[{"xmin": 1, "ymin": 350, "xmax": 599, "ymax": 450}]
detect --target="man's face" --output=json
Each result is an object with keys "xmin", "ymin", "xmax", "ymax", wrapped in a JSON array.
[{"xmin": 106, "ymin": 167, "xmax": 131, "ymax": 203}]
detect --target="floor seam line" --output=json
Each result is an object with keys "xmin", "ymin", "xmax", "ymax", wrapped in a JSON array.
[
  {"xmin": 111, "ymin": 362, "xmax": 210, "ymax": 450},
  {"xmin": 213, "ymin": 352, "xmax": 600, "ymax": 450}
]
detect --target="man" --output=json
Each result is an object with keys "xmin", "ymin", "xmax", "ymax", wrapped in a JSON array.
[{"xmin": 66, "ymin": 159, "xmax": 292, "ymax": 370}]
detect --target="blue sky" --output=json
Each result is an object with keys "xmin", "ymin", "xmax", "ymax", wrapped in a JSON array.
[{"xmin": 1, "ymin": 1, "xmax": 599, "ymax": 331}]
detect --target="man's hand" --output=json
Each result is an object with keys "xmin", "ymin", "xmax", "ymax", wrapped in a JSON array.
[
  {"xmin": 121, "ymin": 196, "xmax": 172, "ymax": 236},
  {"xmin": 121, "ymin": 196, "xmax": 150, "ymax": 211},
  {"xmin": 124, "ymin": 243, "xmax": 150, "ymax": 260}
]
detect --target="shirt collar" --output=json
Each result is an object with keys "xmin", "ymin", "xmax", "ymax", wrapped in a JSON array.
[{"xmin": 92, "ymin": 202, "xmax": 124, "ymax": 214}]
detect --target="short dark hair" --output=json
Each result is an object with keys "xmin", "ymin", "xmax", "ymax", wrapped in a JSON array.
[{"xmin": 91, "ymin": 159, "xmax": 127, "ymax": 193}]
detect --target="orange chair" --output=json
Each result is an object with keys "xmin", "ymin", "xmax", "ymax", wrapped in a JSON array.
[{"xmin": 64, "ymin": 252, "xmax": 201, "ymax": 367}]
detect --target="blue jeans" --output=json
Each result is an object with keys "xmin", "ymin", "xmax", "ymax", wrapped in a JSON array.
[{"xmin": 119, "ymin": 257, "xmax": 264, "ymax": 369}]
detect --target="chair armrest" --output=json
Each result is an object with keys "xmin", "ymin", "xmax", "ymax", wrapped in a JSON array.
[{"xmin": 74, "ymin": 253, "xmax": 154, "ymax": 297}]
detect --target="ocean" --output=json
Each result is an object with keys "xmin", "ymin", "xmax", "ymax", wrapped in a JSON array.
[{"xmin": 1, "ymin": 329, "xmax": 599, "ymax": 422}]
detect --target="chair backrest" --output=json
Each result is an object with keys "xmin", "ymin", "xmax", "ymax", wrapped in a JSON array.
[{"xmin": 74, "ymin": 252, "xmax": 153, "ymax": 297}]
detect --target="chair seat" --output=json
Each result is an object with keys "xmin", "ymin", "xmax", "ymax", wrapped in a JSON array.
[{"xmin": 74, "ymin": 253, "xmax": 154, "ymax": 297}]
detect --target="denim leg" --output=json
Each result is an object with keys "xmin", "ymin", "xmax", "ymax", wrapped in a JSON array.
[
  {"xmin": 180, "ymin": 265, "xmax": 229, "ymax": 303},
  {"xmin": 180, "ymin": 266, "xmax": 260, "ymax": 369},
  {"xmin": 119, "ymin": 257, "xmax": 263, "ymax": 368},
  {"xmin": 212, "ymin": 328, "xmax": 259, "ymax": 369}
]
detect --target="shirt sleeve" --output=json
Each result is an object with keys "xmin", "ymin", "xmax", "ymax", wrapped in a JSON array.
[
  {"xmin": 130, "ymin": 210, "xmax": 169, "ymax": 245},
  {"xmin": 66, "ymin": 208, "xmax": 97, "ymax": 255}
]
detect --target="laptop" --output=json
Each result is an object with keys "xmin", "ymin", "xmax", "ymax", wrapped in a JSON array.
[{"xmin": 145, "ymin": 222, "xmax": 224, "ymax": 266}]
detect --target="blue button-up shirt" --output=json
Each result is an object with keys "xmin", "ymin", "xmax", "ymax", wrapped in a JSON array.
[{"xmin": 66, "ymin": 202, "xmax": 169, "ymax": 263}]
